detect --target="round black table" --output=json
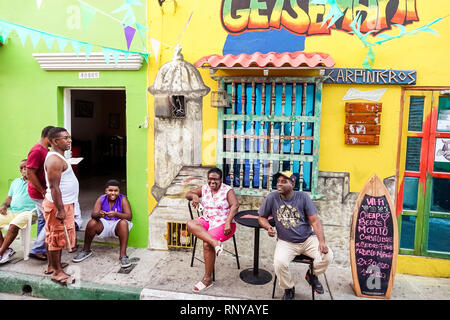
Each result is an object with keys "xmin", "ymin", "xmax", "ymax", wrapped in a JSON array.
[{"xmin": 234, "ymin": 210, "xmax": 275, "ymax": 285}]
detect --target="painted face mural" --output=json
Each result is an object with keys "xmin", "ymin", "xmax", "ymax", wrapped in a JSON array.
[{"xmin": 221, "ymin": 0, "xmax": 419, "ymax": 55}]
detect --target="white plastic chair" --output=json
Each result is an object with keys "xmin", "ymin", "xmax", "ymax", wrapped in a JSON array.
[{"xmin": 4, "ymin": 209, "xmax": 36, "ymax": 261}]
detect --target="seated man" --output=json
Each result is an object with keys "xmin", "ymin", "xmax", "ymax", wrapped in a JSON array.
[
  {"xmin": 258, "ymin": 171, "xmax": 333, "ymax": 300},
  {"xmin": 72, "ymin": 179, "xmax": 133, "ymax": 268},
  {"xmin": 0, "ymin": 159, "xmax": 37, "ymax": 264}
]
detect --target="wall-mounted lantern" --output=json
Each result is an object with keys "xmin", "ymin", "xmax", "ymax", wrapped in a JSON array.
[{"xmin": 210, "ymin": 90, "xmax": 229, "ymax": 108}]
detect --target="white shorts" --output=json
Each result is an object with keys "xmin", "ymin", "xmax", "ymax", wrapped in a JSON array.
[{"xmin": 98, "ymin": 218, "xmax": 133, "ymax": 239}]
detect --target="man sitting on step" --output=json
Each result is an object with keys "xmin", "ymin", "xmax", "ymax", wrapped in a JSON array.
[{"xmin": 72, "ymin": 179, "xmax": 133, "ymax": 268}]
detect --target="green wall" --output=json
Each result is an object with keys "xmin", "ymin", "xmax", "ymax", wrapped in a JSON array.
[{"xmin": 0, "ymin": 0, "xmax": 149, "ymax": 247}]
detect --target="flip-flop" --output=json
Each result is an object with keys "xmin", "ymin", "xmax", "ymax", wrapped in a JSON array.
[
  {"xmin": 51, "ymin": 275, "xmax": 75, "ymax": 286},
  {"xmin": 69, "ymin": 244, "xmax": 79, "ymax": 253},
  {"xmin": 28, "ymin": 253, "xmax": 47, "ymax": 261},
  {"xmin": 44, "ymin": 262, "xmax": 69, "ymax": 275},
  {"xmin": 215, "ymin": 243, "xmax": 223, "ymax": 257},
  {"xmin": 192, "ymin": 281, "xmax": 214, "ymax": 293}
]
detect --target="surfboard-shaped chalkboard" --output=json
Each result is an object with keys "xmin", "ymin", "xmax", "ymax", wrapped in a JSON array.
[{"xmin": 350, "ymin": 174, "xmax": 398, "ymax": 299}]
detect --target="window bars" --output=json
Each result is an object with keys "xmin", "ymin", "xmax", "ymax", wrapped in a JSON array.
[{"xmin": 214, "ymin": 76, "xmax": 324, "ymax": 199}]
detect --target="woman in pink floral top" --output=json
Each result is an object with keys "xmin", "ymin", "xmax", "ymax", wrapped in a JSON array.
[{"xmin": 186, "ymin": 167, "xmax": 239, "ymax": 293}]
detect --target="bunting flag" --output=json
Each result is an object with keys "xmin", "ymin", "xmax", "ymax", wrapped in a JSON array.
[
  {"xmin": 36, "ymin": 0, "xmax": 43, "ymax": 10},
  {"xmin": 0, "ymin": 18, "xmax": 149, "ymax": 65},
  {"xmin": 123, "ymin": 25, "xmax": 136, "ymax": 50},
  {"xmin": 150, "ymin": 37, "xmax": 160, "ymax": 62},
  {"xmin": 80, "ymin": 1, "xmax": 97, "ymax": 32},
  {"xmin": 135, "ymin": 23, "xmax": 149, "ymax": 38},
  {"xmin": 112, "ymin": 0, "xmax": 142, "ymax": 27}
]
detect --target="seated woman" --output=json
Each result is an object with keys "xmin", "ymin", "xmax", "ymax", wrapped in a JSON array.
[
  {"xmin": 186, "ymin": 167, "xmax": 239, "ymax": 293},
  {"xmin": 72, "ymin": 179, "xmax": 133, "ymax": 268}
]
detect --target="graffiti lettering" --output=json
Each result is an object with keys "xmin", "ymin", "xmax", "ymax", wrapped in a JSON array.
[{"xmin": 221, "ymin": 0, "xmax": 419, "ymax": 36}]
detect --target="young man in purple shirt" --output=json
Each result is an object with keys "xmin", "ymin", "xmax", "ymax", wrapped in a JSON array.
[{"xmin": 72, "ymin": 179, "xmax": 133, "ymax": 268}]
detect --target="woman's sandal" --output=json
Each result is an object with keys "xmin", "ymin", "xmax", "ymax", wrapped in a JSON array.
[
  {"xmin": 215, "ymin": 242, "xmax": 223, "ymax": 257},
  {"xmin": 192, "ymin": 280, "xmax": 214, "ymax": 293}
]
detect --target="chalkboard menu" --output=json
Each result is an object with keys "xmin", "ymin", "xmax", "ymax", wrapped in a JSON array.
[{"xmin": 350, "ymin": 174, "xmax": 398, "ymax": 299}]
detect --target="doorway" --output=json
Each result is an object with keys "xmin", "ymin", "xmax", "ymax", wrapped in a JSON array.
[
  {"xmin": 398, "ymin": 89, "xmax": 450, "ymax": 259},
  {"xmin": 66, "ymin": 89, "xmax": 127, "ymax": 229}
]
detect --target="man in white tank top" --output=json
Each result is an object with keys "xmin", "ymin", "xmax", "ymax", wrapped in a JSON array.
[{"xmin": 43, "ymin": 127, "xmax": 79, "ymax": 285}]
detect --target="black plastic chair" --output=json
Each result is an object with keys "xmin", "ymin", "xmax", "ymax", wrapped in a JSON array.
[
  {"xmin": 188, "ymin": 201, "xmax": 240, "ymax": 281},
  {"xmin": 272, "ymin": 254, "xmax": 317, "ymax": 300}
]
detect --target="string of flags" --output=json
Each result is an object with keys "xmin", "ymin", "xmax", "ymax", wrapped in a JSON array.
[
  {"xmin": 313, "ymin": 0, "xmax": 444, "ymax": 69},
  {"xmin": 1, "ymin": 0, "xmax": 199, "ymax": 65},
  {"xmin": 0, "ymin": 18, "xmax": 149, "ymax": 64},
  {"xmin": 349, "ymin": 13, "xmax": 443, "ymax": 69}
]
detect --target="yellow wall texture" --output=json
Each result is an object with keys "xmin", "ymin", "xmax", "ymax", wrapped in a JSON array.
[{"xmin": 146, "ymin": 0, "xmax": 450, "ymax": 212}]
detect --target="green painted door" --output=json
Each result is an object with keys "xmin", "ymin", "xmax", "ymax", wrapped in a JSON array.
[{"xmin": 399, "ymin": 90, "xmax": 450, "ymax": 259}]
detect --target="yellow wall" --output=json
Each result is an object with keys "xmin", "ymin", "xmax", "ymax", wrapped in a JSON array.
[{"xmin": 146, "ymin": 0, "xmax": 450, "ymax": 212}]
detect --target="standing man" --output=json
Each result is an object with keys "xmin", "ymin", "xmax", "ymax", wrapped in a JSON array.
[
  {"xmin": 27, "ymin": 125, "xmax": 54, "ymax": 261},
  {"xmin": 258, "ymin": 171, "xmax": 333, "ymax": 300},
  {"xmin": 43, "ymin": 127, "xmax": 79, "ymax": 285}
]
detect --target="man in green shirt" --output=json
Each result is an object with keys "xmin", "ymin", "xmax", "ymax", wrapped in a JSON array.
[{"xmin": 0, "ymin": 159, "xmax": 37, "ymax": 264}]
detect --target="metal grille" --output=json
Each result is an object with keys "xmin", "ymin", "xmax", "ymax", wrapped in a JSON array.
[
  {"xmin": 166, "ymin": 222, "xmax": 193, "ymax": 248},
  {"xmin": 170, "ymin": 95, "xmax": 186, "ymax": 118},
  {"xmin": 214, "ymin": 76, "xmax": 324, "ymax": 199}
]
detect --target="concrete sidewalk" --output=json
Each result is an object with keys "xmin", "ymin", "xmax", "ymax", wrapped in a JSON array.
[{"xmin": 0, "ymin": 241, "xmax": 449, "ymax": 300}]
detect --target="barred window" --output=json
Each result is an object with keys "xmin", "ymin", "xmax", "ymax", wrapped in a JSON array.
[{"xmin": 214, "ymin": 77, "xmax": 324, "ymax": 199}]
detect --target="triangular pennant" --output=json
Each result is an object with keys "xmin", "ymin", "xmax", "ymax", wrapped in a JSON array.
[
  {"xmin": 111, "ymin": 50, "xmax": 120, "ymax": 65},
  {"xmin": 0, "ymin": 22, "xmax": 13, "ymax": 42},
  {"xmin": 36, "ymin": 0, "xmax": 43, "ymax": 9},
  {"xmin": 123, "ymin": 25, "xmax": 136, "ymax": 50},
  {"xmin": 80, "ymin": 2, "xmax": 96, "ymax": 32},
  {"xmin": 15, "ymin": 27, "xmax": 30, "ymax": 46},
  {"xmin": 101, "ymin": 47, "xmax": 112, "ymax": 64},
  {"xmin": 123, "ymin": 51, "xmax": 130, "ymax": 61},
  {"xmin": 122, "ymin": 8, "xmax": 136, "ymax": 27},
  {"xmin": 83, "ymin": 43, "xmax": 93, "ymax": 60},
  {"xmin": 71, "ymin": 40, "xmax": 82, "ymax": 56},
  {"xmin": 56, "ymin": 37, "xmax": 69, "ymax": 52},
  {"xmin": 141, "ymin": 53, "xmax": 149, "ymax": 63},
  {"xmin": 150, "ymin": 37, "xmax": 160, "ymax": 62},
  {"xmin": 42, "ymin": 34, "xmax": 54, "ymax": 50},
  {"xmin": 135, "ymin": 23, "xmax": 149, "ymax": 38},
  {"xmin": 29, "ymin": 30, "xmax": 42, "ymax": 48}
]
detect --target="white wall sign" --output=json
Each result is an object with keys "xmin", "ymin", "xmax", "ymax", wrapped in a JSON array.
[
  {"xmin": 79, "ymin": 72, "xmax": 99, "ymax": 79},
  {"xmin": 342, "ymin": 88, "xmax": 387, "ymax": 102}
]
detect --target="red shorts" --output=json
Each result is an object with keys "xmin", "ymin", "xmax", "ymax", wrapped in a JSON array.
[
  {"xmin": 42, "ymin": 199, "xmax": 76, "ymax": 251},
  {"xmin": 196, "ymin": 217, "xmax": 236, "ymax": 242}
]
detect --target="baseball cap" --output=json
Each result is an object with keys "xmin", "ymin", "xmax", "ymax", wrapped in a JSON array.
[{"xmin": 273, "ymin": 171, "xmax": 296, "ymax": 182}]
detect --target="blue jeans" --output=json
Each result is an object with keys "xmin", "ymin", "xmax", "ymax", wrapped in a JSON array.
[{"xmin": 30, "ymin": 198, "xmax": 46, "ymax": 255}]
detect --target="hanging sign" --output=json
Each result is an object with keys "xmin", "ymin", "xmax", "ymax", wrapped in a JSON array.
[
  {"xmin": 350, "ymin": 174, "xmax": 398, "ymax": 299},
  {"xmin": 324, "ymin": 68, "xmax": 416, "ymax": 85}
]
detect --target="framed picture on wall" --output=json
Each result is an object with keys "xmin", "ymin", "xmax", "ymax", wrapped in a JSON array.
[
  {"xmin": 74, "ymin": 100, "xmax": 94, "ymax": 118},
  {"xmin": 109, "ymin": 113, "xmax": 120, "ymax": 129}
]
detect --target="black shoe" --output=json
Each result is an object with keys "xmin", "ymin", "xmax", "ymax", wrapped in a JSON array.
[
  {"xmin": 305, "ymin": 270, "xmax": 324, "ymax": 294},
  {"xmin": 282, "ymin": 287, "xmax": 295, "ymax": 300}
]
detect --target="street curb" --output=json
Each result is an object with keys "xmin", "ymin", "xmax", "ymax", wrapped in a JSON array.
[
  {"xmin": 0, "ymin": 271, "xmax": 142, "ymax": 300},
  {"xmin": 0, "ymin": 271, "xmax": 241, "ymax": 300}
]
